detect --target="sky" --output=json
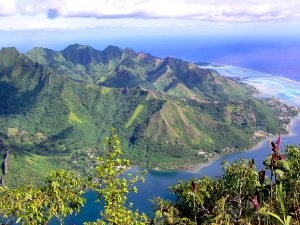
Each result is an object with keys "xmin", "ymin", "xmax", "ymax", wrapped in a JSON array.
[
  {"xmin": 0, "ymin": 0, "xmax": 300, "ymax": 79},
  {"xmin": 1, "ymin": 0, "xmax": 300, "ymax": 42},
  {"xmin": 0, "ymin": 0, "xmax": 299, "ymax": 49},
  {"xmin": 0, "ymin": 0, "xmax": 300, "ymax": 30}
]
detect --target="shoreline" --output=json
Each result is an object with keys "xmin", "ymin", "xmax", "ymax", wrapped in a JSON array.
[
  {"xmin": 286, "ymin": 113, "xmax": 300, "ymax": 136},
  {"xmin": 180, "ymin": 114, "xmax": 300, "ymax": 173}
]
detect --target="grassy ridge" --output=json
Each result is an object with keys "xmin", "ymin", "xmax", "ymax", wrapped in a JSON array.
[{"xmin": 125, "ymin": 104, "xmax": 144, "ymax": 128}]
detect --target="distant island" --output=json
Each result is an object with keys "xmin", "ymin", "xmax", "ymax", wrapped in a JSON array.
[{"xmin": 0, "ymin": 45, "xmax": 298, "ymax": 187}]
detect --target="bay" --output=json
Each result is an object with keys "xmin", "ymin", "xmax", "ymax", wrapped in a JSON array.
[{"xmin": 55, "ymin": 65, "xmax": 300, "ymax": 225}]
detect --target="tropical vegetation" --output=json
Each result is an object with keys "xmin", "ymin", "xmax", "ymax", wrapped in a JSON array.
[{"xmin": 0, "ymin": 131, "xmax": 299, "ymax": 224}]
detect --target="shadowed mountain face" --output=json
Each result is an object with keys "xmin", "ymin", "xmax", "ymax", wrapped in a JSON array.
[{"xmin": 0, "ymin": 45, "xmax": 286, "ymax": 184}]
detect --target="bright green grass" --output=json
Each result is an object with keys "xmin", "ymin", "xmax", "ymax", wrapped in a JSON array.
[
  {"xmin": 6, "ymin": 152, "xmax": 69, "ymax": 187},
  {"xmin": 125, "ymin": 104, "xmax": 144, "ymax": 128},
  {"xmin": 191, "ymin": 134, "xmax": 214, "ymax": 145},
  {"xmin": 101, "ymin": 86, "xmax": 111, "ymax": 94},
  {"xmin": 68, "ymin": 112, "xmax": 82, "ymax": 124},
  {"xmin": 226, "ymin": 104, "xmax": 241, "ymax": 113}
]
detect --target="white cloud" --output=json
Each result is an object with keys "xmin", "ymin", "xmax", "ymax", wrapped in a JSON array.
[
  {"xmin": 0, "ymin": 0, "xmax": 300, "ymax": 31},
  {"xmin": 0, "ymin": 0, "xmax": 16, "ymax": 16},
  {"xmin": 12, "ymin": 0, "xmax": 300, "ymax": 22}
]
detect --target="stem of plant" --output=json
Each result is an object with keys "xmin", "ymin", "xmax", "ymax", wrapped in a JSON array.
[
  {"xmin": 193, "ymin": 193, "xmax": 196, "ymax": 224},
  {"xmin": 270, "ymin": 166, "xmax": 273, "ymax": 207}
]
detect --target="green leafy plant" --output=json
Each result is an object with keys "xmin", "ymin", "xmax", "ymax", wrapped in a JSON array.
[
  {"xmin": 0, "ymin": 170, "xmax": 85, "ymax": 225},
  {"xmin": 211, "ymin": 195, "xmax": 231, "ymax": 225},
  {"xmin": 152, "ymin": 197, "xmax": 192, "ymax": 225},
  {"xmin": 85, "ymin": 128, "xmax": 148, "ymax": 225},
  {"xmin": 259, "ymin": 183, "xmax": 292, "ymax": 225}
]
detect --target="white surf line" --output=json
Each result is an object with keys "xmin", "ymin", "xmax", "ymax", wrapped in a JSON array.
[
  {"xmin": 203, "ymin": 64, "xmax": 300, "ymax": 86},
  {"xmin": 275, "ymin": 76, "xmax": 300, "ymax": 86},
  {"xmin": 209, "ymin": 64, "xmax": 273, "ymax": 77}
]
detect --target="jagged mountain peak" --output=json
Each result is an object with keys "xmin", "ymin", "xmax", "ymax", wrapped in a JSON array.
[
  {"xmin": 63, "ymin": 43, "xmax": 92, "ymax": 51},
  {"xmin": 104, "ymin": 45, "xmax": 122, "ymax": 53},
  {"xmin": 0, "ymin": 47, "xmax": 21, "ymax": 67},
  {"xmin": 61, "ymin": 44, "xmax": 102, "ymax": 65},
  {"xmin": 0, "ymin": 47, "xmax": 19, "ymax": 54}
]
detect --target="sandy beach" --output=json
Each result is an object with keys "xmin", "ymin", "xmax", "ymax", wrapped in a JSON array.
[
  {"xmin": 182, "ymin": 114, "xmax": 300, "ymax": 173},
  {"xmin": 286, "ymin": 113, "xmax": 300, "ymax": 136}
]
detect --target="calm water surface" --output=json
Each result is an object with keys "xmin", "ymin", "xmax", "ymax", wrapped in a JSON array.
[{"xmin": 54, "ymin": 115, "xmax": 300, "ymax": 224}]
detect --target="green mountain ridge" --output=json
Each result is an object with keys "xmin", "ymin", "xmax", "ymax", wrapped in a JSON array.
[{"xmin": 0, "ymin": 44, "xmax": 293, "ymax": 186}]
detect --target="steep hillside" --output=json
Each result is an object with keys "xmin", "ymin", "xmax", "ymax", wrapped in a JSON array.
[{"xmin": 0, "ymin": 45, "xmax": 294, "ymax": 186}]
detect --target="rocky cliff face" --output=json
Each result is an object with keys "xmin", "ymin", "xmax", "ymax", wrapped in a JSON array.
[{"xmin": 0, "ymin": 139, "xmax": 9, "ymax": 186}]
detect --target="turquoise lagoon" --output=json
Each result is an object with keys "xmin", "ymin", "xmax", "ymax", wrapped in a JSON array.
[{"xmin": 200, "ymin": 64, "xmax": 300, "ymax": 106}]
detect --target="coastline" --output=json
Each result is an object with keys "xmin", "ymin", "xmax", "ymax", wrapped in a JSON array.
[
  {"xmin": 178, "ymin": 66, "xmax": 300, "ymax": 173},
  {"xmin": 180, "ymin": 155, "xmax": 221, "ymax": 173},
  {"xmin": 181, "ymin": 114, "xmax": 300, "ymax": 173},
  {"xmin": 286, "ymin": 113, "xmax": 300, "ymax": 136}
]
